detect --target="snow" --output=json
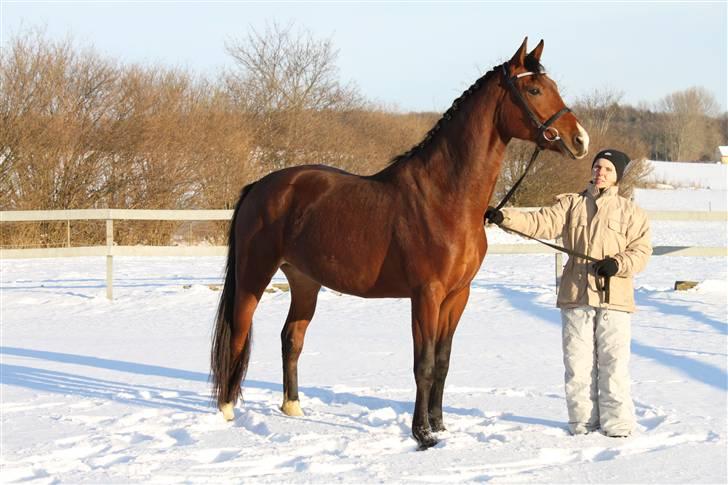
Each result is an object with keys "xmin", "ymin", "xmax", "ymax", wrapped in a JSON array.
[
  {"xmin": 642, "ymin": 161, "xmax": 727, "ymax": 190},
  {"xmin": 2, "ymin": 164, "xmax": 727, "ymax": 483},
  {"xmin": 634, "ymin": 161, "xmax": 728, "ymax": 212},
  {"xmin": 634, "ymin": 188, "xmax": 727, "ymax": 212}
]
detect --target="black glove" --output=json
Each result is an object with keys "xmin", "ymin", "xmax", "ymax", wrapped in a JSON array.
[
  {"xmin": 593, "ymin": 257, "xmax": 618, "ymax": 277},
  {"xmin": 484, "ymin": 206, "xmax": 504, "ymax": 225}
]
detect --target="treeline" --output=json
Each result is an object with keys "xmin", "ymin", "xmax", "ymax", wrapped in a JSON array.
[{"xmin": 1, "ymin": 26, "xmax": 725, "ymax": 247}]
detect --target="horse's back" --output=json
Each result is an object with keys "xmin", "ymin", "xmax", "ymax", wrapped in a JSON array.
[{"xmin": 241, "ymin": 164, "xmax": 393, "ymax": 222}]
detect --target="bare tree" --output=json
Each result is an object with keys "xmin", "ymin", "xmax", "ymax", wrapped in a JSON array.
[
  {"xmin": 657, "ymin": 86, "xmax": 721, "ymax": 161},
  {"xmin": 223, "ymin": 22, "xmax": 364, "ymax": 170},
  {"xmin": 0, "ymin": 29, "xmax": 119, "ymax": 211},
  {"xmin": 573, "ymin": 87, "xmax": 624, "ymax": 139},
  {"xmin": 224, "ymin": 22, "xmax": 361, "ymax": 113}
]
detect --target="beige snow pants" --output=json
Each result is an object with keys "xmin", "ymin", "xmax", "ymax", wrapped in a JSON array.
[{"xmin": 561, "ymin": 306, "xmax": 634, "ymax": 435}]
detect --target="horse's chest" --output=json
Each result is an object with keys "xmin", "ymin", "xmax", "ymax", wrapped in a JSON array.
[{"xmin": 413, "ymin": 228, "xmax": 485, "ymax": 284}]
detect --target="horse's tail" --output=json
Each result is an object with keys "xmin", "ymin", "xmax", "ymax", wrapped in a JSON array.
[{"xmin": 211, "ymin": 181, "xmax": 257, "ymax": 409}]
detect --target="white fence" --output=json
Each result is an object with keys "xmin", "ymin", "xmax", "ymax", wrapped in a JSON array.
[{"xmin": 2, "ymin": 209, "xmax": 726, "ymax": 299}]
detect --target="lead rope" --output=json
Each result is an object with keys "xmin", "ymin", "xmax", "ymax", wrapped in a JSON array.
[{"xmin": 493, "ymin": 220, "xmax": 611, "ymax": 305}]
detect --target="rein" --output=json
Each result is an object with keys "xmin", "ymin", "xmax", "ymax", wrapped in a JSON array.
[{"xmin": 490, "ymin": 63, "xmax": 611, "ymax": 303}]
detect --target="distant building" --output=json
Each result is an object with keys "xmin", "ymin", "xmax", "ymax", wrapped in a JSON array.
[{"xmin": 719, "ymin": 146, "xmax": 728, "ymax": 164}]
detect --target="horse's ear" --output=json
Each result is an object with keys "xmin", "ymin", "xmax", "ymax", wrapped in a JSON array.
[
  {"xmin": 529, "ymin": 39, "xmax": 544, "ymax": 62},
  {"xmin": 509, "ymin": 37, "xmax": 528, "ymax": 67}
]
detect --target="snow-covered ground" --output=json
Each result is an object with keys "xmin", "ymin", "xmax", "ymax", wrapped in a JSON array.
[
  {"xmin": 2, "ymin": 211, "xmax": 726, "ymax": 483},
  {"xmin": 634, "ymin": 188, "xmax": 727, "ymax": 212},
  {"xmin": 634, "ymin": 161, "xmax": 728, "ymax": 211},
  {"xmin": 642, "ymin": 161, "xmax": 727, "ymax": 190}
]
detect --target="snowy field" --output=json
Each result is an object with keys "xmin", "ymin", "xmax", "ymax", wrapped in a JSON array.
[
  {"xmin": 635, "ymin": 161, "xmax": 727, "ymax": 211},
  {"xmin": 2, "ymin": 214, "xmax": 726, "ymax": 483},
  {"xmin": 642, "ymin": 161, "xmax": 727, "ymax": 190}
]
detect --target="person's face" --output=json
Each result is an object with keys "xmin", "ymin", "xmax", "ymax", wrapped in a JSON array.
[{"xmin": 592, "ymin": 158, "xmax": 618, "ymax": 188}]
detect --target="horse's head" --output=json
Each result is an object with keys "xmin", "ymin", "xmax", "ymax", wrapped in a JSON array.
[{"xmin": 498, "ymin": 38, "xmax": 589, "ymax": 159}]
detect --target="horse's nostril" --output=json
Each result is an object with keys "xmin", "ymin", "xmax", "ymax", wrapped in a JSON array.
[{"xmin": 574, "ymin": 135, "xmax": 584, "ymax": 146}]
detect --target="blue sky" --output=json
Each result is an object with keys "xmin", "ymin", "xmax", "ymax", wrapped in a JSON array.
[{"xmin": 2, "ymin": 1, "xmax": 726, "ymax": 112}]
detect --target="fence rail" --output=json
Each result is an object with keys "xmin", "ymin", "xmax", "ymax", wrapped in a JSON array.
[
  {"xmin": 2, "ymin": 209, "xmax": 726, "ymax": 299},
  {"xmin": 1, "ymin": 209, "xmax": 234, "ymax": 221},
  {"xmin": 3, "ymin": 208, "xmax": 726, "ymax": 222}
]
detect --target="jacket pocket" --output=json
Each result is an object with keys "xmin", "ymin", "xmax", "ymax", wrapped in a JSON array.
[
  {"xmin": 607, "ymin": 275, "xmax": 634, "ymax": 311},
  {"xmin": 605, "ymin": 218, "xmax": 627, "ymax": 255},
  {"xmin": 569, "ymin": 215, "xmax": 588, "ymax": 249},
  {"xmin": 607, "ymin": 218, "xmax": 626, "ymax": 234}
]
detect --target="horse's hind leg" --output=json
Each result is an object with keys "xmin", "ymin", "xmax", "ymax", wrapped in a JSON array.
[
  {"xmin": 219, "ymin": 289, "xmax": 259, "ymax": 420},
  {"xmin": 219, "ymin": 242, "xmax": 280, "ymax": 421},
  {"xmin": 279, "ymin": 264, "xmax": 321, "ymax": 417}
]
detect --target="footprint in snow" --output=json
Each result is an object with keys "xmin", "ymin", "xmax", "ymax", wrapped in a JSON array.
[
  {"xmin": 236, "ymin": 412, "xmax": 272, "ymax": 436},
  {"xmin": 166, "ymin": 428, "xmax": 195, "ymax": 446},
  {"xmin": 192, "ymin": 448, "xmax": 242, "ymax": 464}
]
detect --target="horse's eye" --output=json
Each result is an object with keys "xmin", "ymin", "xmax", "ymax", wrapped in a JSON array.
[{"xmin": 528, "ymin": 87, "xmax": 541, "ymax": 95}]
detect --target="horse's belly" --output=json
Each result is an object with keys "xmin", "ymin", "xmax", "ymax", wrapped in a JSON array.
[
  {"xmin": 325, "ymin": 278, "xmax": 410, "ymax": 299},
  {"xmin": 284, "ymin": 234, "xmax": 409, "ymax": 298}
]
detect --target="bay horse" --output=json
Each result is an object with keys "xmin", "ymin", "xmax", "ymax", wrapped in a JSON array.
[{"xmin": 211, "ymin": 38, "xmax": 589, "ymax": 449}]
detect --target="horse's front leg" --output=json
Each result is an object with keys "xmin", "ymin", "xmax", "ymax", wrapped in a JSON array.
[
  {"xmin": 410, "ymin": 284, "xmax": 445, "ymax": 450},
  {"xmin": 429, "ymin": 286, "xmax": 470, "ymax": 432}
]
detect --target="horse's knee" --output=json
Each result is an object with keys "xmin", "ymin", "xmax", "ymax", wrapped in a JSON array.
[
  {"xmin": 415, "ymin": 359, "xmax": 436, "ymax": 386},
  {"xmin": 433, "ymin": 362, "xmax": 449, "ymax": 381}
]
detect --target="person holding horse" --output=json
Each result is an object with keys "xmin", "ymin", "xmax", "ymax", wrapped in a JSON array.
[{"xmin": 485, "ymin": 149, "xmax": 652, "ymax": 437}]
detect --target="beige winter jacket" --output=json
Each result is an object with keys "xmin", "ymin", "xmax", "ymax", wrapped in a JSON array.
[{"xmin": 501, "ymin": 183, "xmax": 652, "ymax": 313}]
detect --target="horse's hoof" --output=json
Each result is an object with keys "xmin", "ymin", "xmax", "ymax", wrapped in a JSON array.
[
  {"xmin": 413, "ymin": 428, "xmax": 439, "ymax": 450},
  {"xmin": 429, "ymin": 418, "xmax": 446, "ymax": 432},
  {"xmin": 220, "ymin": 402, "xmax": 235, "ymax": 421},
  {"xmin": 280, "ymin": 400, "xmax": 304, "ymax": 417},
  {"xmin": 416, "ymin": 434, "xmax": 439, "ymax": 450}
]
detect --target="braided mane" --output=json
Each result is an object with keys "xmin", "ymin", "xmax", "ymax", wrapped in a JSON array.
[{"xmin": 389, "ymin": 55, "xmax": 544, "ymax": 165}]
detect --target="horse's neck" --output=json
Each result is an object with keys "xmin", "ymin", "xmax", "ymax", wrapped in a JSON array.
[{"xmin": 396, "ymin": 82, "xmax": 509, "ymax": 220}]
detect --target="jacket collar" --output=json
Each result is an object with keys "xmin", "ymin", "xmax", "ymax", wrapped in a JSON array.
[{"xmin": 586, "ymin": 182, "xmax": 619, "ymax": 200}]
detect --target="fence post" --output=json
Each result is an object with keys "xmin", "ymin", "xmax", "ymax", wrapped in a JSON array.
[
  {"xmin": 106, "ymin": 218, "xmax": 113, "ymax": 300},
  {"xmin": 66, "ymin": 220, "xmax": 71, "ymax": 247}
]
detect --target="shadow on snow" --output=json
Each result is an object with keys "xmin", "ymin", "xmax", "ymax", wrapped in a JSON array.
[
  {"xmin": 478, "ymin": 282, "xmax": 727, "ymax": 392},
  {"xmin": 0, "ymin": 346, "xmax": 484, "ymax": 420}
]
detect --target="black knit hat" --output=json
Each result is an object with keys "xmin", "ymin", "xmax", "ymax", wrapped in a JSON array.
[{"xmin": 592, "ymin": 149, "xmax": 631, "ymax": 182}]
